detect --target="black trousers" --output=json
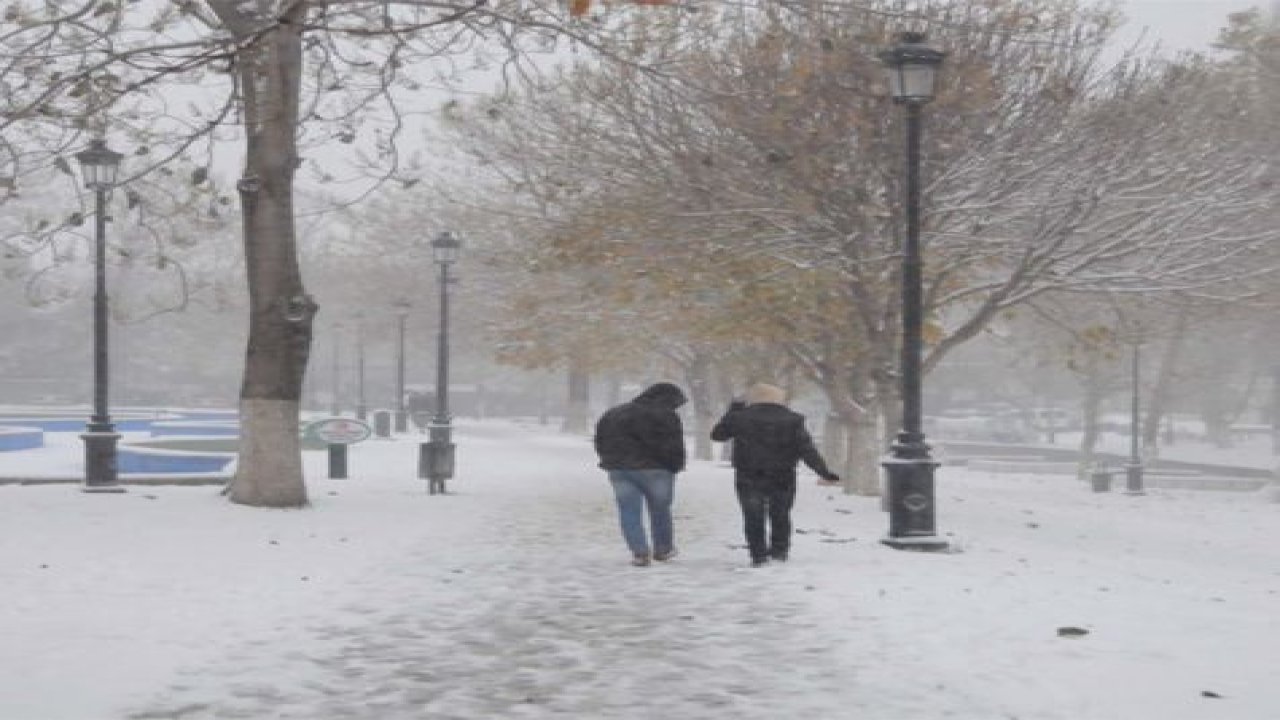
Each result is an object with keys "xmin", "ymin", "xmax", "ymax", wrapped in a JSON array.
[{"xmin": 734, "ymin": 469, "xmax": 797, "ymax": 561}]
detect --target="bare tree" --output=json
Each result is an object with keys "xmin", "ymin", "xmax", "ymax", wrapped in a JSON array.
[
  {"xmin": 426, "ymin": 0, "xmax": 1279, "ymax": 491},
  {"xmin": 1, "ymin": 0, "xmax": 688, "ymax": 507}
]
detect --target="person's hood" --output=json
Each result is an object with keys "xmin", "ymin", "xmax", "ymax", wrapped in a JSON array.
[
  {"xmin": 635, "ymin": 382, "xmax": 687, "ymax": 409},
  {"xmin": 746, "ymin": 383, "xmax": 787, "ymax": 406}
]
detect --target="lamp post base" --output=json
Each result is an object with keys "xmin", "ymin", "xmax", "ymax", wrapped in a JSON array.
[
  {"xmin": 81, "ymin": 429, "xmax": 124, "ymax": 493},
  {"xmin": 82, "ymin": 486, "xmax": 127, "ymax": 494},
  {"xmin": 882, "ymin": 453, "xmax": 947, "ymax": 552},
  {"xmin": 1124, "ymin": 462, "xmax": 1145, "ymax": 496},
  {"xmin": 880, "ymin": 535, "xmax": 951, "ymax": 552},
  {"xmin": 419, "ymin": 421, "xmax": 455, "ymax": 495}
]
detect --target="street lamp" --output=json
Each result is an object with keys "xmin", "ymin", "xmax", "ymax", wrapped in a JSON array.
[
  {"xmin": 330, "ymin": 321, "xmax": 342, "ymax": 416},
  {"xmin": 420, "ymin": 230, "xmax": 461, "ymax": 495},
  {"xmin": 392, "ymin": 300, "xmax": 410, "ymax": 433},
  {"xmin": 355, "ymin": 312, "xmax": 367, "ymax": 420},
  {"xmin": 1270, "ymin": 364, "xmax": 1280, "ymax": 457},
  {"xmin": 879, "ymin": 32, "xmax": 948, "ymax": 551},
  {"xmin": 1125, "ymin": 341, "xmax": 1145, "ymax": 495},
  {"xmin": 75, "ymin": 138, "xmax": 126, "ymax": 494}
]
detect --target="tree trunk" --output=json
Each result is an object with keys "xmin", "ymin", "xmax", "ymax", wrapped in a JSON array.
[
  {"xmin": 714, "ymin": 368, "xmax": 736, "ymax": 462},
  {"xmin": 561, "ymin": 351, "xmax": 591, "ymax": 434},
  {"xmin": 1076, "ymin": 365, "xmax": 1106, "ymax": 480},
  {"xmin": 1199, "ymin": 347, "xmax": 1257, "ymax": 449},
  {"xmin": 1143, "ymin": 309, "xmax": 1189, "ymax": 458},
  {"xmin": 1202, "ymin": 399, "xmax": 1234, "ymax": 449},
  {"xmin": 685, "ymin": 348, "xmax": 714, "ymax": 461},
  {"xmin": 224, "ymin": 9, "xmax": 314, "ymax": 508},
  {"xmin": 820, "ymin": 412, "xmax": 846, "ymax": 470},
  {"xmin": 841, "ymin": 407, "xmax": 881, "ymax": 496},
  {"xmin": 808, "ymin": 365, "xmax": 880, "ymax": 497}
]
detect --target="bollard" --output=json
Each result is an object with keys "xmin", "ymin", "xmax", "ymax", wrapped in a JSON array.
[
  {"xmin": 1090, "ymin": 470, "xmax": 1112, "ymax": 493},
  {"xmin": 328, "ymin": 443, "xmax": 348, "ymax": 479},
  {"xmin": 372, "ymin": 410, "xmax": 391, "ymax": 438}
]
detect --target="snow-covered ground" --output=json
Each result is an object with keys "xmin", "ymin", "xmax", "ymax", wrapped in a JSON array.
[{"xmin": 1, "ymin": 420, "xmax": 1277, "ymax": 720}]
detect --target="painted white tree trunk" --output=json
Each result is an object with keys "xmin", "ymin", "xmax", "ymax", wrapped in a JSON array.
[
  {"xmin": 212, "ymin": 1, "xmax": 314, "ymax": 508},
  {"xmin": 843, "ymin": 414, "xmax": 882, "ymax": 497},
  {"xmin": 229, "ymin": 398, "xmax": 307, "ymax": 506}
]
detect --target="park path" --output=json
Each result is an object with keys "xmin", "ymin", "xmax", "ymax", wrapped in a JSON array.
[{"xmin": 122, "ymin": 423, "xmax": 867, "ymax": 720}]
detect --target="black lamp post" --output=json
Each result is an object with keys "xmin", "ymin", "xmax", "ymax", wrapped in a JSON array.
[
  {"xmin": 330, "ymin": 321, "xmax": 342, "ymax": 416},
  {"xmin": 879, "ymin": 32, "xmax": 948, "ymax": 551},
  {"xmin": 1125, "ymin": 341, "xmax": 1145, "ymax": 495},
  {"xmin": 420, "ymin": 230, "xmax": 461, "ymax": 495},
  {"xmin": 393, "ymin": 300, "xmax": 410, "ymax": 433},
  {"xmin": 355, "ymin": 312, "xmax": 367, "ymax": 420},
  {"xmin": 1270, "ymin": 364, "xmax": 1280, "ymax": 457},
  {"xmin": 75, "ymin": 138, "xmax": 126, "ymax": 494}
]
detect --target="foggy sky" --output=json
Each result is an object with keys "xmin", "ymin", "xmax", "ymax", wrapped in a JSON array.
[{"xmin": 1118, "ymin": 0, "xmax": 1268, "ymax": 52}]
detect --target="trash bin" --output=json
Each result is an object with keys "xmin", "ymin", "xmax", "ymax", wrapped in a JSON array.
[
  {"xmin": 328, "ymin": 443, "xmax": 348, "ymax": 479},
  {"xmin": 373, "ymin": 410, "xmax": 391, "ymax": 438},
  {"xmin": 1090, "ymin": 470, "xmax": 1112, "ymax": 493}
]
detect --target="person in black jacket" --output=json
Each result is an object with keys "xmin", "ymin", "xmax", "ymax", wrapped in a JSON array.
[
  {"xmin": 711, "ymin": 383, "xmax": 840, "ymax": 567},
  {"xmin": 594, "ymin": 382, "xmax": 688, "ymax": 567}
]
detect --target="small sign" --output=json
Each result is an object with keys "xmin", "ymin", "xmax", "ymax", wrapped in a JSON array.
[{"xmin": 307, "ymin": 418, "xmax": 372, "ymax": 445}]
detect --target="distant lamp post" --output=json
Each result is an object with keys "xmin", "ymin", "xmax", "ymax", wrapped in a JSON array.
[
  {"xmin": 1125, "ymin": 341, "xmax": 1145, "ymax": 495},
  {"xmin": 393, "ymin": 300, "xmax": 410, "ymax": 433},
  {"xmin": 73, "ymin": 137, "xmax": 126, "ymax": 489},
  {"xmin": 1271, "ymin": 364, "xmax": 1280, "ymax": 457},
  {"xmin": 75, "ymin": 138, "xmax": 126, "ymax": 494},
  {"xmin": 420, "ymin": 230, "xmax": 461, "ymax": 495},
  {"xmin": 355, "ymin": 312, "xmax": 367, "ymax": 420},
  {"xmin": 879, "ymin": 32, "xmax": 948, "ymax": 550},
  {"xmin": 330, "ymin": 322, "xmax": 342, "ymax": 416}
]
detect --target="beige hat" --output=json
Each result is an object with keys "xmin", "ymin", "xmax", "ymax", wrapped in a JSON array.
[{"xmin": 746, "ymin": 383, "xmax": 787, "ymax": 405}]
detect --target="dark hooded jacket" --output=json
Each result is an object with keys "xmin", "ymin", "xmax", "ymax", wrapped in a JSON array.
[
  {"xmin": 594, "ymin": 383, "xmax": 688, "ymax": 473},
  {"xmin": 711, "ymin": 403, "xmax": 837, "ymax": 481}
]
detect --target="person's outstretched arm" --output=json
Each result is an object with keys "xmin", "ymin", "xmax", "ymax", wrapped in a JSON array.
[{"xmin": 796, "ymin": 421, "xmax": 840, "ymax": 484}]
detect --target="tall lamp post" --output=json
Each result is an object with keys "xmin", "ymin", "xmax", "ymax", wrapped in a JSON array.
[
  {"xmin": 1270, "ymin": 364, "xmax": 1280, "ymax": 457},
  {"xmin": 420, "ymin": 230, "xmax": 461, "ymax": 495},
  {"xmin": 1125, "ymin": 341, "xmax": 1145, "ymax": 495},
  {"xmin": 879, "ymin": 32, "xmax": 948, "ymax": 550},
  {"xmin": 355, "ymin": 312, "xmax": 368, "ymax": 420},
  {"xmin": 330, "ymin": 321, "xmax": 342, "ymax": 416},
  {"xmin": 392, "ymin": 300, "xmax": 410, "ymax": 433},
  {"xmin": 76, "ymin": 138, "xmax": 126, "ymax": 494}
]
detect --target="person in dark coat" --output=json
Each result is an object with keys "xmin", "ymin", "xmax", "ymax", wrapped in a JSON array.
[
  {"xmin": 711, "ymin": 383, "xmax": 840, "ymax": 567},
  {"xmin": 594, "ymin": 382, "xmax": 688, "ymax": 567}
]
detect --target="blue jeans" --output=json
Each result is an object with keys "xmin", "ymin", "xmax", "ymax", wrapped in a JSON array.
[{"xmin": 607, "ymin": 469, "xmax": 675, "ymax": 556}]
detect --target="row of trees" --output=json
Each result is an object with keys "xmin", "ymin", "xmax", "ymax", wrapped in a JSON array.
[
  {"xmin": 1, "ymin": 0, "xmax": 681, "ymax": 507},
  {"xmin": 2, "ymin": 1, "xmax": 1276, "ymax": 505},
  {"xmin": 415, "ymin": 0, "xmax": 1280, "ymax": 491}
]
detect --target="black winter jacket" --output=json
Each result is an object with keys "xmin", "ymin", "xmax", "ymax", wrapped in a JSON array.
[
  {"xmin": 711, "ymin": 402, "xmax": 837, "ymax": 480},
  {"xmin": 594, "ymin": 383, "xmax": 688, "ymax": 473}
]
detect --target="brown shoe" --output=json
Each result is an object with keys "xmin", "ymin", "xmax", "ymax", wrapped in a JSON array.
[
  {"xmin": 631, "ymin": 554, "xmax": 651, "ymax": 567},
  {"xmin": 653, "ymin": 548, "xmax": 678, "ymax": 562}
]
